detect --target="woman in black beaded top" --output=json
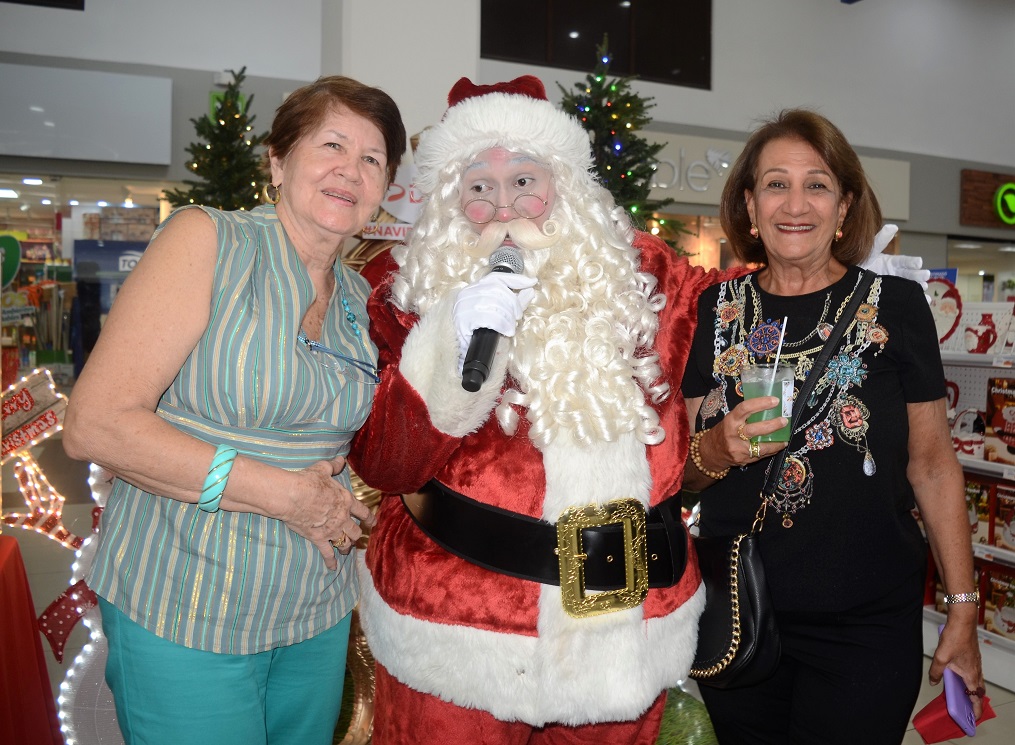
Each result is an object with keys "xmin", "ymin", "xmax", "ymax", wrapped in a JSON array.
[{"xmin": 682, "ymin": 109, "xmax": 983, "ymax": 744}]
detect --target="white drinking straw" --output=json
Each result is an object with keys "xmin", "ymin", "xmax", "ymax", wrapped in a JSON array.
[{"xmin": 771, "ymin": 316, "xmax": 788, "ymax": 382}]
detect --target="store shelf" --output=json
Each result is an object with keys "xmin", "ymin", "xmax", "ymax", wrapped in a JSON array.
[
  {"xmin": 941, "ymin": 350, "xmax": 1013, "ymax": 368},
  {"xmin": 957, "ymin": 456, "xmax": 1015, "ymax": 482},
  {"xmin": 922, "ymin": 607, "xmax": 1015, "ymax": 692},
  {"xmin": 973, "ymin": 544, "xmax": 1015, "ymax": 570},
  {"xmin": 940, "ymin": 354, "xmax": 1015, "ymax": 694}
]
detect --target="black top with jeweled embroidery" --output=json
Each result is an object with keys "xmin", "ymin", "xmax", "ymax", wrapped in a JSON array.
[{"xmin": 681, "ymin": 266, "xmax": 944, "ymax": 613}]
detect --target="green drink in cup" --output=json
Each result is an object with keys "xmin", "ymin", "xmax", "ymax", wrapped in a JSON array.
[{"xmin": 741, "ymin": 362, "xmax": 794, "ymax": 442}]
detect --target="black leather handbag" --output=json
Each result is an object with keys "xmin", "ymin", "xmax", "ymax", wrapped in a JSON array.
[{"xmin": 689, "ymin": 270, "xmax": 876, "ymax": 689}]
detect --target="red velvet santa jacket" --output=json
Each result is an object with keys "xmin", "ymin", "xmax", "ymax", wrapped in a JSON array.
[{"xmin": 348, "ymin": 233, "xmax": 719, "ymax": 727}]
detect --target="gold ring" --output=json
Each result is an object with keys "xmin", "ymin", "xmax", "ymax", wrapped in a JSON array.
[
  {"xmin": 737, "ymin": 424, "xmax": 750, "ymax": 442},
  {"xmin": 749, "ymin": 440, "xmax": 761, "ymax": 458},
  {"xmin": 336, "ymin": 534, "xmax": 350, "ymax": 549}
]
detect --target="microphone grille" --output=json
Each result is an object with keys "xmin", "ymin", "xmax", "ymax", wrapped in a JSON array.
[{"xmin": 489, "ymin": 245, "xmax": 524, "ymax": 274}]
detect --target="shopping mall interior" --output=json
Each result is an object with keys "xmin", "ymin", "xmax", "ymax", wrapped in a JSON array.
[{"xmin": 2, "ymin": 1, "xmax": 1015, "ymax": 744}]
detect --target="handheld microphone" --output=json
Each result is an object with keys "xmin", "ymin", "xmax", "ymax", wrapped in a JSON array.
[{"xmin": 461, "ymin": 246, "xmax": 525, "ymax": 392}]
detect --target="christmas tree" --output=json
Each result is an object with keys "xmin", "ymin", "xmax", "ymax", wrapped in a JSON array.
[
  {"xmin": 166, "ymin": 67, "xmax": 267, "ymax": 211},
  {"xmin": 558, "ymin": 37, "xmax": 688, "ymax": 250}
]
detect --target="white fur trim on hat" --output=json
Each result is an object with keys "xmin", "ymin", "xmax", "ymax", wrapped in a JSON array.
[{"xmin": 413, "ymin": 92, "xmax": 593, "ymax": 194}]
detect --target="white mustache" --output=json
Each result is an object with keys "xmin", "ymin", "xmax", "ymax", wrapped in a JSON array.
[{"xmin": 466, "ymin": 218, "xmax": 559, "ymax": 258}]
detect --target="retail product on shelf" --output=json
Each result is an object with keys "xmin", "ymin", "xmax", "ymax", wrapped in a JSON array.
[
  {"xmin": 955, "ymin": 302, "xmax": 1012, "ymax": 355},
  {"xmin": 952, "ymin": 408, "xmax": 986, "ymax": 459},
  {"xmin": 82, "ymin": 206, "xmax": 158, "ymax": 243},
  {"xmin": 984, "ymin": 564, "xmax": 1015, "ymax": 640},
  {"xmin": 928, "ymin": 276, "xmax": 962, "ymax": 345},
  {"xmin": 996, "ymin": 485, "xmax": 1015, "ymax": 551},
  {"xmin": 985, "ymin": 377, "xmax": 1015, "ymax": 465},
  {"xmin": 965, "ymin": 478, "xmax": 992, "ymax": 543}
]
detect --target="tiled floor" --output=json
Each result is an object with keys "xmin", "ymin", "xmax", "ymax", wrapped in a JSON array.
[{"xmin": 4, "ymin": 431, "xmax": 1014, "ymax": 744}]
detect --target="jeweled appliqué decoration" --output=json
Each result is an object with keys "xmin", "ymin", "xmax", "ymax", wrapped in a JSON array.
[
  {"xmin": 707, "ymin": 273, "xmax": 885, "ymax": 527},
  {"xmin": 747, "ymin": 321, "xmax": 783, "ymax": 356}
]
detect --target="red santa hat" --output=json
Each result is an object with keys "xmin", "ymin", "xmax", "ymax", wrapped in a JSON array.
[{"xmin": 412, "ymin": 75, "xmax": 593, "ymax": 194}]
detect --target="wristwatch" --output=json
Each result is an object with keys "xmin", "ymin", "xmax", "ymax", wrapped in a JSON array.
[{"xmin": 943, "ymin": 591, "xmax": 980, "ymax": 606}]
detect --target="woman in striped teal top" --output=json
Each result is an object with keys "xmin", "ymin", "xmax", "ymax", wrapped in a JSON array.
[{"xmin": 63, "ymin": 76, "xmax": 406, "ymax": 745}]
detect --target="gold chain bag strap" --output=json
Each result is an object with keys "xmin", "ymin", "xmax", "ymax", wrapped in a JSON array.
[{"xmin": 689, "ymin": 269, "xmax": 876, "ymax": 689}]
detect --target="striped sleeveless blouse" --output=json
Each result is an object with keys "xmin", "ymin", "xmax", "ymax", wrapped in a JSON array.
[{"xmin": 87, "ymin": 205, "xmax": 377, "ymax": 654}]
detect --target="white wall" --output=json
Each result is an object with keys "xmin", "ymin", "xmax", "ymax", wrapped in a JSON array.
[
  {"xmin": 0, "ymin": 0, "xmax": 323, "ymax": 81},
  {"xmin": 482, "ymin": 0, "xmax": 1015, "ymax": 169},
  {"xmin": 337, "ymin": 0, "xmax": 480, "ymax": 141},
  {"xmin": 1, "ymin": 0, "xmax": 1013, "ymax": 168}
]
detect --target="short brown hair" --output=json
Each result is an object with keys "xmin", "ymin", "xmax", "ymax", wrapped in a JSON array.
[
  {"xmin": 719, "ymin": 109, "xmax": 882, "ymax": 266},
  {"xmin": 263, "ymin": 76, "xmax": 406, "ymax": 184}
]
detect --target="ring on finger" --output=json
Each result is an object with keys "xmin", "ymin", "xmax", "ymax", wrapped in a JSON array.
[
  {"xmin": 737, "ymin": 424, "xmax": 750, "ymax": 442},
  {"xmin": 336, "ymin": 534, "xmax": 350, "ymax": 549},
  {"xmin": 749, "ymin": 440, "xmax": 761, "ymax": 458}
]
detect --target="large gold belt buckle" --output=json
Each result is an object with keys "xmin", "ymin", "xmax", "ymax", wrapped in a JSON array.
[{"xmin": 556, "ymin": 498, "xmax": 648, "ymax": 618}]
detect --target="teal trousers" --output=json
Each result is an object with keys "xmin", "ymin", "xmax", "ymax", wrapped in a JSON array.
[{"xmin": 98, "ymin": 597, "xmax": 351, "ymax": 745}]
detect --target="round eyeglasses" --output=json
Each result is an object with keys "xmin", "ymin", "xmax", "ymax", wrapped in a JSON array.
[{"xmin": 462, "ymin": 193, "xmax": 548, "ymax": 224}]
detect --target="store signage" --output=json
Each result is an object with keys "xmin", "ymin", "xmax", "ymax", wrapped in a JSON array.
[
  {"xmin": 118, "ymin": 251, "xmax": 144, "ymax": 272},
  {"xmin": 0, "ymin": 234, "xmax": 21, "ymax": 289},
  {"xmin": 960, "ymin": 169, "xmax": 1015, "ymax": 230},
  {"xmin": 645, "ymin": 132, "xmax": 910, "ymax": 220},
  {"xmin": 1, "ymin": 292, "xmax": 35, "ymax": 324},
  {"xmin": 646, "ymin": 133, "xmax": 740, "ymax": 207},
  {"xmin": 995, "ymin": 182, "xmax": 1015, "ymax": 226},
  {"xmin": 360, "ymin": 163, "xmax": 420, "ymax": 241}
]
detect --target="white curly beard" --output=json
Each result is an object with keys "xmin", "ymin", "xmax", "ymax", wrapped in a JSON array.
[
  {"xmin": 393, "ymin": 176, "xmax": 669, "ymax": 449},
  {"xmin": 494, "ymin": 223, "xmax": 669, "ymax": 449}
]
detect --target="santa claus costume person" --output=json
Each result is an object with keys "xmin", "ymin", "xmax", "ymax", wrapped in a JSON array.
[{"xmin": 346, "ymin": 75, "xmax": 719, "ymax": 744}]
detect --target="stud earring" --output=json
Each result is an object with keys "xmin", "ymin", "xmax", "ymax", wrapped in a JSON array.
[
  {"xmin": 749, "ymin": 224, "xmax": 759, "ymax": 238},
  {"xmin": 262, "ymin": 183, "xmax": 281, "ymax": 205},
  {"xmin": 835, "ymin": 226, "xmax": 843, "ymax": 241}
]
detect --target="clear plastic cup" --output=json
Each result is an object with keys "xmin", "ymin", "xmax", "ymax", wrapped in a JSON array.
[{"xmin": 741, "ymin": 362, "xmax": 794, "ymax": 442}]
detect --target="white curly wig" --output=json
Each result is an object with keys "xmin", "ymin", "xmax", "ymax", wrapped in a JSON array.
[{"xmin": 391, "ymin": 76, "xmax": 669, "ymax": 447}]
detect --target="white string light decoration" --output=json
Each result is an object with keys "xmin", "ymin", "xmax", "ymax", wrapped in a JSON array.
[{"xmin": 56, "ymin": 465, "xmax": 123, "ymax": 745}]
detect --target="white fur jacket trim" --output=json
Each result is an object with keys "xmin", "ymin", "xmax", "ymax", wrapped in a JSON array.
[{"xmin": 358, "ymin": 560, "xmax": 704, "ymax": 727}]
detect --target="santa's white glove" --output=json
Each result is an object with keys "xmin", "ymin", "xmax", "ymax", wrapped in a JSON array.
[
  {"xmin": 860, "ymin": 224, "xmax": 930, "ymax": 292},
  {"xmin": 453, "ymin": 272, "xmax": 537, "ymax": 373}
]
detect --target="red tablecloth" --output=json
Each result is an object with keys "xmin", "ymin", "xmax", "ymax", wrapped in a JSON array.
[{"xmin": 0, "ymin": 535, "xmax": 64, "ymax": 745}]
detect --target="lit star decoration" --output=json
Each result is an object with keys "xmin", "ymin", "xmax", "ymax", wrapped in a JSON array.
[
  {"xmin": 2, "ymin": 368, "xmax": 67, "ymax": 463},
  {"xmin": 6, "ymin": 457, "xmax": 85, "ymax": 549},
  {"xmin": 2, "ymin": 369, "xmax": 84, "ymax": 548}
]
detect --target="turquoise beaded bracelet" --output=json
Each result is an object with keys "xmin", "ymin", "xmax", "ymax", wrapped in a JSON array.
[{"xmin": 198, "ymin": 445, "xmax": 238, "ymax": 513}]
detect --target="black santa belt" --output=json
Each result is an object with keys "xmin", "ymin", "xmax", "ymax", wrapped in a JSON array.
[{"xmin": 402, "ymin": 480, "xmax": 688, "ymax": 618}]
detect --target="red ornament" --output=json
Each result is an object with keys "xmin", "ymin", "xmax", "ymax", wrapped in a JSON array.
[{"xmin": 38, "ymin": 579, "xmax": 98, "ymax": 662}]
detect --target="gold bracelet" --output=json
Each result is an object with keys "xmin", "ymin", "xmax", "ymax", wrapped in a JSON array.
[{"xmin": 690, "ymin": 429, "xmax": 730, "ymax": 480}]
